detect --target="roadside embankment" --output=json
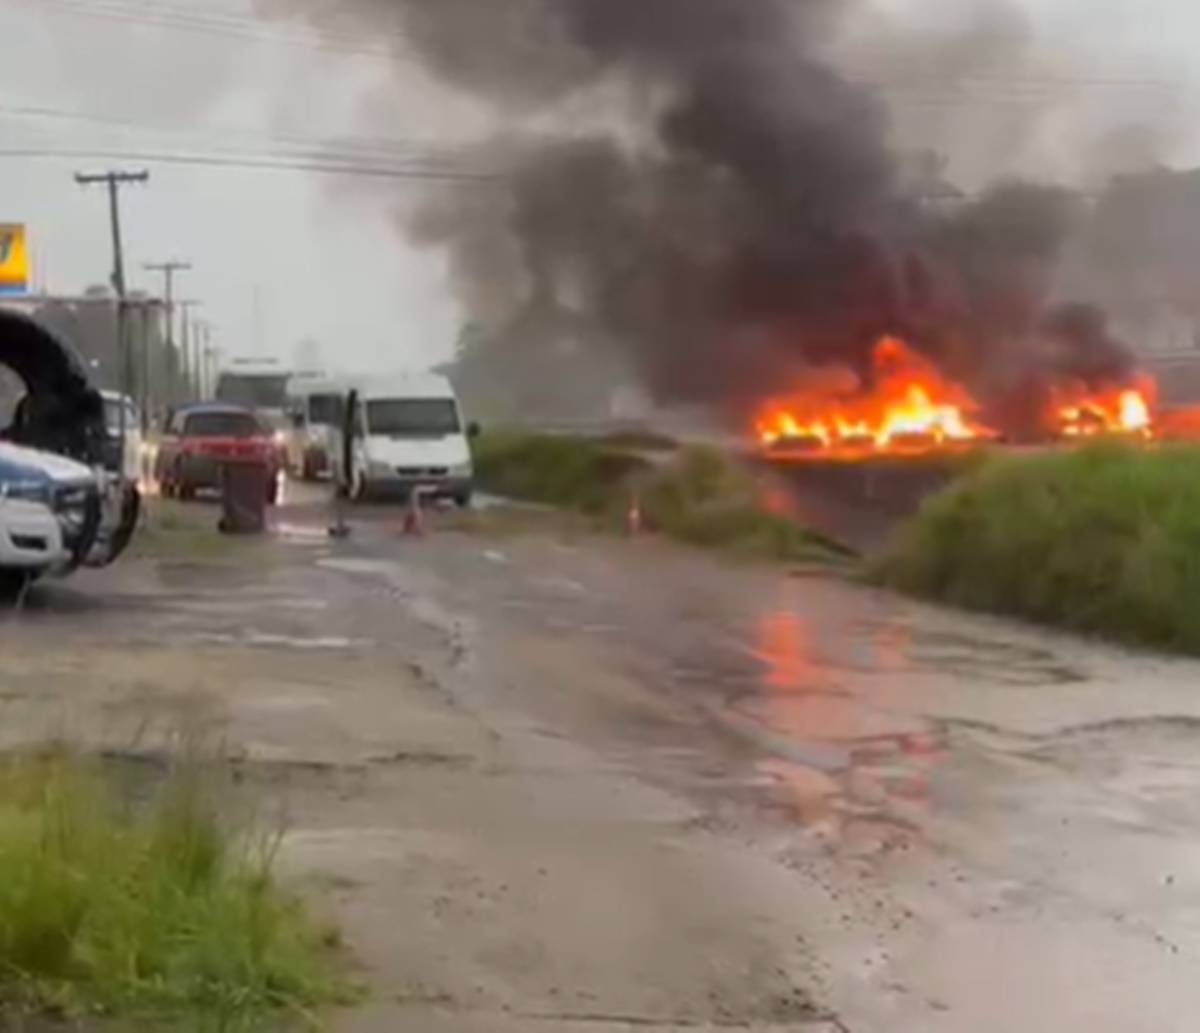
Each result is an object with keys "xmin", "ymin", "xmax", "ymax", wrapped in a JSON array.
[
  {"xmin": 473, "ymin": 431, "xmax": 844, "ymax": 563},
  {"xmin": 874, "ymin": 443, "xmax": 1200, "ymax": 654}
]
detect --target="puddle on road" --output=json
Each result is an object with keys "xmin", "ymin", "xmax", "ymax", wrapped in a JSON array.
[{"xmin": 188, "ymin": 631, "xmax": 370, "ymax": 651}]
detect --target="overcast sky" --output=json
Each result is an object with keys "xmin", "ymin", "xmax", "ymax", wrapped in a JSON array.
[{"xmin": 2, "ymin": 0, "xmax": 1199, "ymax": 375}]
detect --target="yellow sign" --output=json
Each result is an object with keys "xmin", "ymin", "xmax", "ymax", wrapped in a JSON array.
[{"xmin": 0, "ymin": 224, "xmax": 28, "ymax": 295}]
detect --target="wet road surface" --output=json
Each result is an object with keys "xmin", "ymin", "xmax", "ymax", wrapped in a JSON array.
[{"xmin": 1, "ymin": 485, "xmax": 1198, "ymax": 1031}]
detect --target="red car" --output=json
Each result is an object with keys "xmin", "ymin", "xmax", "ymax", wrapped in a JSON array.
[{"xmin": 155, "ymin": 404, "xmax": 281, "ymax": 504}]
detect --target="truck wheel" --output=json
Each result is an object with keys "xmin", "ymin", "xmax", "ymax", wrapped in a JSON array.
[{"xmin": 455, "ymin": 491, "xmax": 473, "ymax": 510}]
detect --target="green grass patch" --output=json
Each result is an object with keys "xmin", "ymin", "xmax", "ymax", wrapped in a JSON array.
[
  {"xmin": 474, "ymin": 431, "xmax": 838, "ymax": 563},
  {"xmin": 0, "ymin": 750, "xmax": 343, "ymax": 1030},
  {"xmin": 473, "ymin": 431, "xmax": 651, "ymax": 514},
  {"xmin": 593, "ymin": 429, "xmax": 679, "ymax": 453},
  {"xmin": 640, "ymin": 446, "xmax": 836, "ymax": 563},
  {"xmin": 873, "ymin": 443, "xmax": 1200, "ymax": 653},
  {"xmin": 131, "ymin": 503, "xmax": 272, "ymax": 566}
]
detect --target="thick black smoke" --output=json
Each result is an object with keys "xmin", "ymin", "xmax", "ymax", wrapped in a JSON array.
[{"xmin": 261, "ymin": 0, "xmax": 1137, "ymax": 427}]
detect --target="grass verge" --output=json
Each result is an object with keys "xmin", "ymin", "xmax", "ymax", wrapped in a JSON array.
[
  {"xmin": 872, "ymin": 443, "xmax": 1200, "ymax": 653},
  {"xmin": 131, "ymin": 502, "xmax": 271, "ymax": 566},
  {"xmin": 472, "ymin": 431, "xmax": 652, "ymax": 514},
  {"xmin": 0, "ymin": 749, "xmax": 343, "ymax": 1030},
  {"xmin": 474, "ymin": 431, "xmax": 838, "ymax": 563}
]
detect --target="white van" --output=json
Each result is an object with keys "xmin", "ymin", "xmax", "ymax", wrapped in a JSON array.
[
  {"xmin": 283, "ymin": 376, "xmax": 345, "ymax": 481},
  {"xmin": 348, "ymin": 373, "xmax": 476, "ymax": 506}
]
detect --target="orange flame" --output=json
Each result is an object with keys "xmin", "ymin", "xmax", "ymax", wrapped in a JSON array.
[
  {"xmin": 1052, "ymin": 378, "xmax": 1156, "ymax": 439},
  {"xmin": 756, "ymin": 336, "xmax": 994, "ymax": 456}
]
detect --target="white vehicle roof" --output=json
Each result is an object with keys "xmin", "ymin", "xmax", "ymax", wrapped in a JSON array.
[
  {"xmin": 356, "ymin": 373, "xmax": 457, "ymax": 402},
  {"xmin": 286, "ymin": 374, "xmax": 347, "ymax": 398},
  {"xmin": 222, "ymin": 358, "xmax": 286, "ymax": 373}
]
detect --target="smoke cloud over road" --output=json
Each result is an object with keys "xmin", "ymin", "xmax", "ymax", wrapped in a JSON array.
[{"xmin": 262, "ymin": 0, "xmax": 1146, "ymax": 428}]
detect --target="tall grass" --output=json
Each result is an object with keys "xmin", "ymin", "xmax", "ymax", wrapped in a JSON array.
[
  {"xmin": 473, "ymin": 431, "xmax": 651, "ymax": 513},
  {"xmin": 873, "ymin": 443, "xmax": 1200, "ymax": 653},
  {"xmin": 641, "ymin": 446, "xmax": 834, "ymax": 562},
  {"xmin": 474, "ymin": 431, "xmax": 836, "ymax": 562},
  {"xmin": 0, "ymin": 750, "xmax": 340, "ymax": 1030}
]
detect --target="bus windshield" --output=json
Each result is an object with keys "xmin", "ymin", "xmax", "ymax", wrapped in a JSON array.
[{"xmin": 216, "ymin": 373, "xmax": 289, "ymax": 410}]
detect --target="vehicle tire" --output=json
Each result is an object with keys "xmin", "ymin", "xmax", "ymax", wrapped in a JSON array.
[
  {"xmin": 455, "ymin": 491, "xmax": 473, "ymax": 510},
  {"xmin": 0, "ymin": 569, "xmax": 32, "ymax": 602}
]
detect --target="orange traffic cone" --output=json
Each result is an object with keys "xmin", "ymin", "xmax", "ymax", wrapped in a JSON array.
[
  {"xmin": 403, "ymin": 488, "xmax": 427, "ymax": 537},
  {"xmin": 627, "ymin": 490, "xmax": 642, "ymax": 536}
]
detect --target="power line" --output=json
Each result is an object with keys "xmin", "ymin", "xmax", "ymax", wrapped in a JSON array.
[
  {"xmin": 12, "ymin": 0, "xmax": 1187, "ymax": 91},
  {"xmin": 9, "ymin": 0, "xmax": 414, "ymax": 62},
  {"xmin": 0, "ymin": 147, "xmax": 502, "ymax": 182},
  {"xmin": 0, "ymin": 102, "xmax": 455, "ymax": 164}
]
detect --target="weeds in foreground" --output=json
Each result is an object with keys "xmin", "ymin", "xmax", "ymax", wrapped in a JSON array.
[
  {"xmin": 872, "ymin": 442, "xmax": 1200, "ymax": 653},
  {"xmin": 0, "ymin": 750, "xmax": 343, "ymax": 1030}
]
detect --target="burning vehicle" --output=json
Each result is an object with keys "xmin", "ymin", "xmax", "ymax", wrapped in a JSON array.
[
  {"xmin": 755, "ymin": 335, "xmax": 1158, "ymax": 461},
  {"xmin": 756, "ymin": 337, "xmax": 997, "ymax": 458},
  {"xmin": 0, "ymin": 309, "xmax": 139, "ymax": 589}
]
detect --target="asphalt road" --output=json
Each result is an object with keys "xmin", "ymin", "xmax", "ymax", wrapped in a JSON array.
[{"xmin": 0, "ymin": 484, "xmax": 1196, "ymax": 1031}]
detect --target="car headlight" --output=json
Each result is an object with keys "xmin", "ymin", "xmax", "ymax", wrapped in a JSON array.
[{"xmin": 0, "ymin": 480, "xmax": 51, "ymax": 504}]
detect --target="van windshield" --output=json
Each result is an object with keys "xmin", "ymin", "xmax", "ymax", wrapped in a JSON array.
[{"xmin": 366, "ymin": 399, "xmax": 460, "ymax": 437}]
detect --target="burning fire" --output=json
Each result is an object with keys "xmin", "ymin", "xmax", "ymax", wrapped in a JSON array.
[
  {"xmin": 1052, "ymin": 379, "xmax": 1156, "ymax": 439},
  {"xmin": 756, "ymin": 336, "xmax": 995, "ymax": 456}
]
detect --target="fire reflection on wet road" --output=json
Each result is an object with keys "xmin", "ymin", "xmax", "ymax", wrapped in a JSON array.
[
  {"xmin": 33, "ymin": 489, "xmax": 1200, "ymax": 1032},
  {"xmin": 307, "ymin": 524, "xmax": 1200, "ymax": 1031}
]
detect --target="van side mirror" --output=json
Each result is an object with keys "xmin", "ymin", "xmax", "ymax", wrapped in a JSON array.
[{"xmin": 467, "ymin": 421, "xmax": 481, "ymax": 439}]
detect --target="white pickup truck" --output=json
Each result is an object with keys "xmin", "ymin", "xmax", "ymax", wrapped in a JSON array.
[
  {"xmin": 0, "ymin": 309, "xmax": 140, "ymax": 592},
  {"xmin": 0, "ymin": 441, "xmax": 102, "ymax": 590}
]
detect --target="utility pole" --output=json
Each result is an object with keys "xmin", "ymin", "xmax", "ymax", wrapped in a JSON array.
[
  {"xmin": 131, "ymin": 297, "xmax": 163, "ymax": 430},
  {"xmin": 178, "ymin": 301, "xmax": 201, "ymax": 400},
  {"xmin": 143, "ymin": 260, "xmax": 191, "ymax": 403},
  {"xmin": 75, "ymin": 169, "xmax": 149, "ymax": 495},
  {"xmin": 195, "ymin": 320, "xmax": 213, "ymax": 399},
  {"xmin": 205, "ymin": 342, "xmax": 221, "ymax": 403}
]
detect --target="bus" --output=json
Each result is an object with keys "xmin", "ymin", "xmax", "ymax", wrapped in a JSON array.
[{"xmin": 215, "ymin": 359, "xmax": 291, "ymax": 415}]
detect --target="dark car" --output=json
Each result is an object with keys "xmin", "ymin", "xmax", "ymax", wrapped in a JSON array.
[{"xmin": 155, "ymin": 404, "xmax": 281, "ymax": 504}]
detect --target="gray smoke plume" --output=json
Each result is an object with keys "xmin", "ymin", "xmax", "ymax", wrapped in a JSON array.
[{"xmin": 261, "ymin": 0, "xmax": 1139, "ymax": 428}]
